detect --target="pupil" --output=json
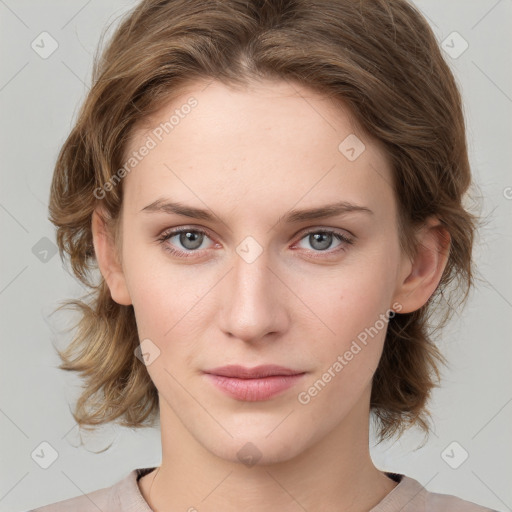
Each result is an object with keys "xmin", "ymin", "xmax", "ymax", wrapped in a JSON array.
[
  {"xmin": 181, "ymin": 231, "xmax": 202, "ymax": 250},
  {"xmin": 311, "ymin": 233, "xmax": 331, "ymax": 251}
]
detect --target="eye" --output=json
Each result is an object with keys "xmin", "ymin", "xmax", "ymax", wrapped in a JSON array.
[
  {"xmin": 157, "ymin": 227, "xmax": 215, "ymax": 258},
  {"xmin": 157, "ymin": 226, "xmax": 355, "ymax": 259},
  {"xmin": 294, "ymin": 229, "xmax": 354, "ymax": 256}
]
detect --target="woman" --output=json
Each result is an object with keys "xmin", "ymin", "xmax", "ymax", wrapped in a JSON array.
[{"xmin": 31, "ymin": 0, "xmax": 498, "ymax": 510}]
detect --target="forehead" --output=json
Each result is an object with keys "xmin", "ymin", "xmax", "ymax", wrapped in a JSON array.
[{"xmin": 121, "ymin": 79, "xmax": 395, "ymax": 219}]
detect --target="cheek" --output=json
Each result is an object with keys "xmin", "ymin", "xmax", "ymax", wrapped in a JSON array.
[
  {"xmin": 124, "ymin": 228, "xmax": 398, "ymax": 364},
  {"xmin": 122, "ymin": 245, "xmax": 216, "ymax": 373},
  {"xmin": 129, "ymin": 270, "xmax": 206, "ymax": 341},
  {"xmin": 295, "ymin": 249, "xmax": 397, "ymax": 387},
  {"xmin": 298, "ymin": 273, "xmax": 392, "ymax": 412},
  {"xmin": 121, "ymin": 236, "xmax": 192, "ymax": 328},
  {"xmin": 296, "ymin": 249, "xmax": 397, "ymax": 342}
]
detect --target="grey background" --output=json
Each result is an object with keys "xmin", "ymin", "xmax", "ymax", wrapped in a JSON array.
[{"xmin": 1, "ymin": 1, "xmax": 511, "ymax": 511}]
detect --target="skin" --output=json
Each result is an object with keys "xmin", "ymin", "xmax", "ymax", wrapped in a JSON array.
[{"xmin": 92, "ymin": 78, "xmax": 450, "ymax": 511}]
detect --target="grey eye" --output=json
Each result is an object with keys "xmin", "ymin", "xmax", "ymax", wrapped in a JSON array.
[
  {"xmin": 307, "ymin": 232, "xmax": 334, "ymax": 251},
  {"xmin": 176, "ymin": 231, "xmax": 205, "ymax": 250}
]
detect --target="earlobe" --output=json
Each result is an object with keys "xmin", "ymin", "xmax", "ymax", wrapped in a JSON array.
[
  {"xmin": 392, "ymin": 218, "xmax": 451, "ymax": 314},
  {"xmin": 91, "ymin": 208, "xmax": 132, "ymax": 306}
]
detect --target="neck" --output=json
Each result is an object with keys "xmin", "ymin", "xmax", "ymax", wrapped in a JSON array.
[{"xmin": 139, "ymin": 387, "xmax": 398, "ymax": 512}]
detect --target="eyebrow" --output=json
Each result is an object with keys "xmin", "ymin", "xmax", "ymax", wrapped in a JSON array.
[{"xmin": 140, "ymin": 198, "xmax": 374, "ymax": 223}]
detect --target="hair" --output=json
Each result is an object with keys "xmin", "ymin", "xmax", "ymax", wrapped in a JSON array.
[{"xmin": 49, "ymin": 0, "xmax": 478, "ymax": 445}]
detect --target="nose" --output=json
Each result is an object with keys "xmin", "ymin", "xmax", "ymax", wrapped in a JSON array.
[{"xmin": 218, "ymin": 247, "xmax": 289, "ymax": 343}]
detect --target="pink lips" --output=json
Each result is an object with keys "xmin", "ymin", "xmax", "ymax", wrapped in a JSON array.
[{"xmin": 203, "ymin": 364, "xmax": 306, "ymax": 401}]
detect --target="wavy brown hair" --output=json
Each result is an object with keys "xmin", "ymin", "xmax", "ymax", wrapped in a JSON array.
[{"xmin": 49, "ymin": 0, "xmax": 478, "ymax": 444}]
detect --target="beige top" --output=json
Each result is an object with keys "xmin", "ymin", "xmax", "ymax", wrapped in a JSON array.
[{"xmin": 30, "ymin": 468, "xmax": 499, "ymax": 511}]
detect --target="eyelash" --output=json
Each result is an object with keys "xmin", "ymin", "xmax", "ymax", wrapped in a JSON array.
[{"xmin": 156, "ymin": 226, "xmax": 354, "ymax": 260}]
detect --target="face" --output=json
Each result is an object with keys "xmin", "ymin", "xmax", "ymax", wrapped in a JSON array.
[{"xmin": 97, "ymin": 79, "xmax": 418, "ymax": 465}]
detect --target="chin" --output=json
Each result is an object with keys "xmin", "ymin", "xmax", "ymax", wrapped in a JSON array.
[{"xmin": 200, "ymin": 429, "xmax": 311, "ymax": 468}]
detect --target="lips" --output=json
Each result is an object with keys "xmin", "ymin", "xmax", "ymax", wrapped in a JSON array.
[
  {"xmin": 203, "ymin": 364, "xmax": 303, "ymax": 379},
  {"xmin": 202, "ymin": 365, "xmax": 307, "ymax": 401}
]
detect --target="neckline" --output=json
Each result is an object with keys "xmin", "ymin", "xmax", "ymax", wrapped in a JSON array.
[
  {"xmin": 133, "ymin": 467, "xmax": 407, "ymax": 511},
  {"xmin": 136, "ymin": 467, "xmax": 404, "ymax": 483},
  {"xmin": 136, "ymin": 467, "xmax": 157, "ymax": 481},
  {"xmin": 384, "ymin": 471, "xmax": 403, "ymax": 484}
]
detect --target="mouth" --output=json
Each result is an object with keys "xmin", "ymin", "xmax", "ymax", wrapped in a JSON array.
[
  {"xmin": 203, "ymin": 364, "xmax": 304, "ymax": 379},
  {"xmin": 202, "ymin": 365, "xmax": 307, "ymax": 401}
]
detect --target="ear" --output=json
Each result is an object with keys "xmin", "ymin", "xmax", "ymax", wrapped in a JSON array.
[
  {"xmin": 392, "ymin": 217, "xmax": 450, "ymax": 314},
  {"xmin": 91, "ymin": 207, "xmax": 132, "ymax": 306}
]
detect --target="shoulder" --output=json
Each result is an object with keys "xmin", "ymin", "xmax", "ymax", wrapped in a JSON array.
[
  {"xmin": 424, "ymin": 487, "xmax": 498, "ymax": 512},
  {"xmin": 28, "ymin": 468, "xmax": 154, "ymax": 512},
  {"xmin": 28, "ymin": 483, "xmax": 113, "ymax": 512},
  {"xmin": 385, "ymin": 474, "xmax": 499, "ymax": 512}
]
